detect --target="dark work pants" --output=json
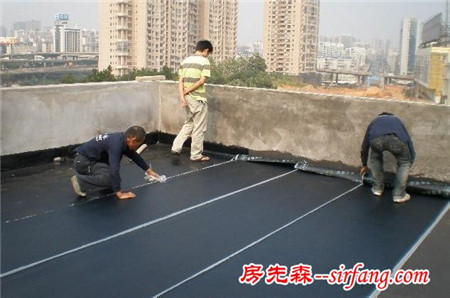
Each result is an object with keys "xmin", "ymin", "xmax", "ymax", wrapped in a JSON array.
[
  {"xmin": 369, "ymin": 134, "xmax": 412, "ymax": 199},
  {"xmin": 73, "ymin": 154, "xmax": 112, "ymax": 194}
]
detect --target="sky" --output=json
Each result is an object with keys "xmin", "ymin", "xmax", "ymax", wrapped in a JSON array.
[{"xmin": 1, "ymin": 0, "xmax": 447, "ymax": 47}]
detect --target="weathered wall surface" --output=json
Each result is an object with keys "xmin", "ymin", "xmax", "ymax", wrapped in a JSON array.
[
  {"xmin": 2, "ymin": 80, "xmax": 449, "ymax": 181},
  {"xmin": 160, "ymin": 82, "xmax": 450, "ymax": 182},
  {"xmin": 1, "ymin": 82, "xmax": 160, "ymax": 155}
]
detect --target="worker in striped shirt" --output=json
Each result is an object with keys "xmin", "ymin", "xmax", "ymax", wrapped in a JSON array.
[{"xmin": 171, "ymin": 40, "xmax": 213, "ymax": 162}]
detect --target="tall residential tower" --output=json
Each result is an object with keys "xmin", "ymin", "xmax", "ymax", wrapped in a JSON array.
[
  {"xmin": 399, "ymin": 18, "xmax": 420, "ymax": 75},
  {"xmin": 263, "ymin": 0, "xmax": 320, "ymax": 74},
  {"xmin": 99, "ymin": 0, "xmax": 237, "ymax": 75}
]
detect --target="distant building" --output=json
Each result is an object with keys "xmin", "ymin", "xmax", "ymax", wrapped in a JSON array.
[
  {"xmin": 415, "ymin": 13, "xmax": 450, "ymax": 104},
  {"xmin": 39, "ymin": 27, "xmax": 54, "ymax": 53},
  {"xmin": 0, "ymin": 37, "xmax": 18, "ymax": 54},
  {"xmin": 237, "ymin": 41, "xmax": 262, "ymax": 57},
  {"xmin": 53, "ymin": 14, "xmax": 81, "ymax": 53},
  {"xmin": 370, "ymin": 38, "xmax": 386, "ymax": 58},
  {"xmin": 1, "ymin": 25, "xmax": 8, "ymax": 37},
  {"xmin": 99, "ymin": 0, "xmax": 238, "ymax": 75},
  {"xmin": 416, "ymin": 46, "xmax": 450, "ymax": 103},
  {"xmin": 345, "ymin": 47, "xmax": 366, "ymax": 71},
  {"xmin": 399, "ymin": 18, "xmax": 420, "ymax": 75},
  {"xmin": 13, "ymin": 20, "xmax": 41, "ymax": 32},
  {"xmin": 316, "ymin": 56, "xmax": 352, "ymax": 71},
  {"xmin": 263, "ymin": 0, "xmax": 320, "ymax": 74},
  {"xmin": 81, "ymin": 29, "xmax": 99, "ymax": 53},
  {"xmin": 333, "ymin": 34, "xmax": 356, "ymax": 49},
  {"xmin": 318, "ymin": 42, "xmax": 344, "ymax": 58},
  {"xmin": 386, "ymin": 48, "xmax": 400, "ymax": 74},
  {"xmin": 317, "ymin": 41, "xmax": 366, "ymax": 72}
]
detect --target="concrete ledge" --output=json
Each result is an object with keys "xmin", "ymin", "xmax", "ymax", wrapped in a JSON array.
[
  {"xmin": 135, "ymin": 75, "xmax": 166, "ymax": 82},
  {"xmin": 1, "ymin": 81, "xmax": 160, "ymax": 155},
  {"xmin": 160, "ymin": 81, "xmax": 450, "ymax": 182},
  {"xmin": 1, "ymin": 81, "xmax": 449, "ymax": 182}
]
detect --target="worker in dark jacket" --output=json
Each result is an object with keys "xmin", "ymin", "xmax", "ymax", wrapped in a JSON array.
[
  {"xmin": 71, "ymin": 126, "xmax": 160, "ymax": 200},
  {"xmin": 360, "ymin": 112, "xmax": 415, "ymax": 203}
]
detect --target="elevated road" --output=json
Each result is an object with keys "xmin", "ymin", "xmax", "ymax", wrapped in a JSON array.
[
  {"xmin": 0, "ymin": 66, "xmax": 94, "ymax": 75},
  {"xmin": 316, "ymin": 68, "xmax": 414, "ymax": 86}
]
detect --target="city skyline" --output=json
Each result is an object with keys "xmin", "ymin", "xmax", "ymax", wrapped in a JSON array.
[{"xmin": 1, "ymin": 0, "xmax": 447, "ymax": 47}]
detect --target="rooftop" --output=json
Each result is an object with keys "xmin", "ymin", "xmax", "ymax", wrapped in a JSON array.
[{"xmin": 1, "ymin": 144, "xmax": 449, "ymax": 297}]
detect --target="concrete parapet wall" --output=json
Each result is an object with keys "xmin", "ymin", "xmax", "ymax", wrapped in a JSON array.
[
  {"xmin": 1, "ymin": 80, "xmax": 449, "ymax": 181},
  {"xmin": 1, "ymin": 81, "xmax": 160, "ymax": 155},
  {"xmin": 160, "ymin": 82, "xmax": 450, "ymax": 182}
]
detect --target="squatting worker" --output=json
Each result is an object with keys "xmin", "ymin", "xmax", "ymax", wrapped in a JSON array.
[
  {"xmin": 70, "ymin": 126, "xmax": 160, "ymax": 200},
  {"xmin": 360, "ymin": 112, "xmax": 415, "ymax": 203},
  {"xmin": 171, "ymin": 40, "xmax": 213, "ymax": 162}
]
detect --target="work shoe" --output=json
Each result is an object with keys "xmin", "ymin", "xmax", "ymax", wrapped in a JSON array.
[
  {"xmin": 393, "ymin": 193, "xmax": 410, "ymax": 203},
  {"xmin": 71, "ymin": 175, "xmax": 86, "ymax": 197},
  {"xmin": 171, "ymin": 150, "xmax": 181, "ymax": 165},
  {"xmin": 371, "ymin": 187, "xmax": 383, "ymax": 196}
]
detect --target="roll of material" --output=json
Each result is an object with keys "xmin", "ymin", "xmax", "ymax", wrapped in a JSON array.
[
  {"xmin": 136, "ymin": 144, "xmax": 148, "ymax": 155},
  {"xmin": 234, "ymin": 154, "xmax": 450, "ymax": 199},
  {"xmin": 145, "ymin": 174, "xmax": 167, "ymax": 183}
]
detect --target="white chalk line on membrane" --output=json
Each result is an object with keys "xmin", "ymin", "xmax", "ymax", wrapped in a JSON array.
[
  {"xmin": 153, "ymin": 183, "xmax": 363, "ymax": 298},
  {"xmin": 0, "ymin": 168, "xmax": 298, "ymax": 279},
  {"xmin": 369, "ymin": 201, "xmax": 450, "ymax": 298},
  {"xmin": 3, "ymin": 160, "xmax": 234, "ymax": 224}
]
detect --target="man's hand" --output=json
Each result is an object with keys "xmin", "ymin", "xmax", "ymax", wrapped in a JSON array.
[
  {"xmin": 179, "ymin": 95, "xmax": 187, "ymax": 107},
  {"xmin": 115, "ymin": 191, "xmax": 136, "ymax": 200},
  {"xmin": 146, "ymin": 168, "xmax": 160, "ymax": 179},
  {"xmin": 360, "ymin": 166, "xmax": 369, "ymax": 176}
]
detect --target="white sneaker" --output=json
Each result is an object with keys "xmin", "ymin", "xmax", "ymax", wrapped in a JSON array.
[
  {"xmin": 393, "ymin": 193, "xmax": 410, "ymax": 203},
  {"xmin": 371, "ymin": 188, "xmax": 383, "ymax": 196}
]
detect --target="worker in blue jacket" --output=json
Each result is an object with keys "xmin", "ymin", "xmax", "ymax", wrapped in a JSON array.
[
  {"xmin": 71, "ymin": 126, "xmax": 160, "ymax": 200},
  {"xmin": 360, "ymin": 112, "xmax": 415, "ymax": 203}
]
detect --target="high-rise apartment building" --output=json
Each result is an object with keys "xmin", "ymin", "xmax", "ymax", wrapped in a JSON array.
[
  {"xmin": 399, "ymin": 18, "xmax": 420, "ymax": 75},
  {"xmin": 99, "ymin": 0, "xmax": 237, "ymax": 75},
  {"xmin": 415, "ymin": 13, "xmax": 450, "ymax": 104},
  {"xmin": 53, "ymin": 14, "xmax": 81, "ymax": 53},
  {"xmin": 263, "ymin": 0, "xmax": 319, "ymax": 74}
]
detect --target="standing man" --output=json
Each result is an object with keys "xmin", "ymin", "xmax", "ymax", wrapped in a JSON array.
[
  {"xmin": 70, "ymin": 126, "xmax": 160, "ymax": 200},
  {"xmin": 171, "ymin": 40, "xmax": 213, "ymax": 162},
  {"xmin": 360, "ymin": 112, "xmax": 415, "ymax": 203}
]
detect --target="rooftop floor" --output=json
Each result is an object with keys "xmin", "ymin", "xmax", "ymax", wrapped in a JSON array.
[{"xmin": 1, "ymin": 144, "xmax": 449, "ymax": 297}]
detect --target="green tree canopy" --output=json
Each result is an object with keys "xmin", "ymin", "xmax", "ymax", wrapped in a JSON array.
[
  {"xmin": 209, "ymin": 54, "xmax": 274, "ymax": 89},
  {"xmin": 83, "ymin": 65, "xmax": 116, "ymax": 82}
]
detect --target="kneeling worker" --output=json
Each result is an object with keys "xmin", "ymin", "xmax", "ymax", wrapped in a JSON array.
[
  {"xmin": 71, "ymin": 126, "xmax": 160, "ymax": 200},
  {"xmin": 360, "ymin": 112, "xmax": 415, "ymax": 203}
]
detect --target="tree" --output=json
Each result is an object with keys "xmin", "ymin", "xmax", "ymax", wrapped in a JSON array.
[
  {"xmin": 83, "ymin": 65, "xmax": 116, "ymax": 82},
  {"xmin": 117, "ymin": 68, "xmax": 159, "ymax": 81},
  {"xmin": 160, "ymin": 66, "xmax": 178, "ymax": 81},
  {"xmin": 209, "ymin": 54, "xmax": 274, "ymax": 88},
  {"xmin": 61, "ymin": 74, "xmax": 76, "ymax": 84}
]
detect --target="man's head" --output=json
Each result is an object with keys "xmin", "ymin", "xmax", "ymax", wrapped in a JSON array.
[
  {"xmin": 195, "ymin": 40, "xmax": 213, "ymax": 57},
  {"xmin": 125, "ymin": 126, "xmax": 146, "ymax": 150}
]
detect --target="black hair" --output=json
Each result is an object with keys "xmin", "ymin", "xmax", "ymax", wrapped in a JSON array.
[
  {"xmin": 379, "ymin": 112, "xmax": 394, "ymax": 116},
  {"xmin": 196, "ymin": 40, "xmax": 213, "ymax": 53},
  {"xmin": 125, "ymin": 126, "xmax": 146, "ymax": 143}
]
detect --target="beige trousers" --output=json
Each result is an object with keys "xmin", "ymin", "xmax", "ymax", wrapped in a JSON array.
[{"xmin": 171, "ymin": 95, "xmax": 208, "ymax": 160}]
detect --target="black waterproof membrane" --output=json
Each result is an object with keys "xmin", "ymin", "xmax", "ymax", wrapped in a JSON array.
[
  {"xmin": 234, "ymin": 154, "xmax": 450, "ymax": 199},
  {"xmin": 1, "ymin": 145, "xmax": 448, "ymax": 297}
]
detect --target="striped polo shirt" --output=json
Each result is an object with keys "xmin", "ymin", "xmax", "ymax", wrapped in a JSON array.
[{"xmin": 178, "ymin": 54, "xmax": 211, "ymax": 102}]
